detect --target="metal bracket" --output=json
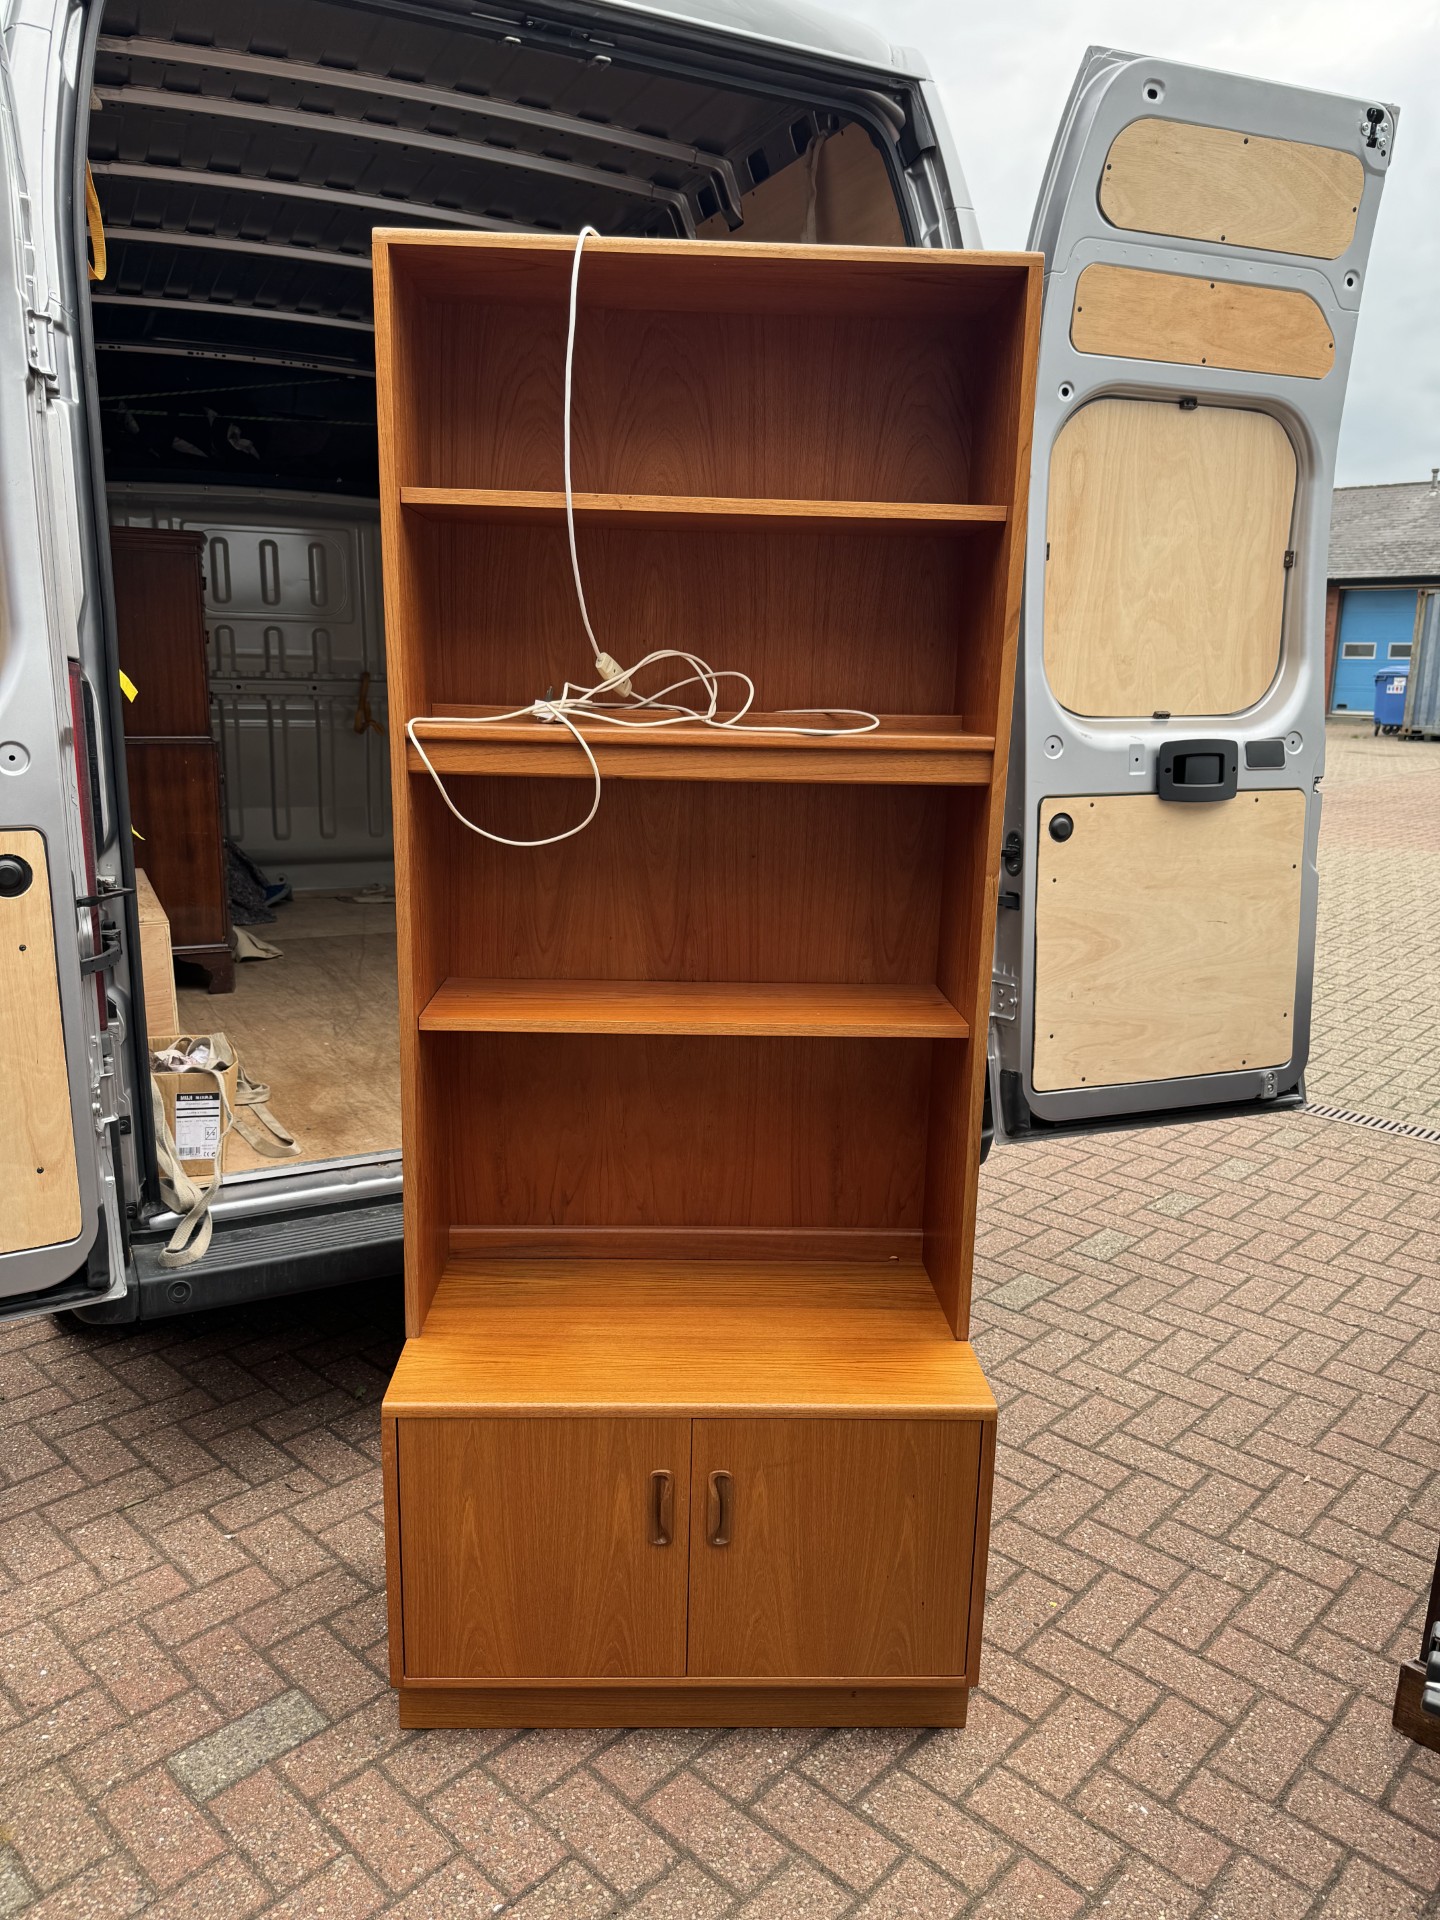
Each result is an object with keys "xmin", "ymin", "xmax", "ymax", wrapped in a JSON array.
[
  {"xmin": 23, "ymin": 276, "xmax": 61, "ymax": 392},
  {"xmin": 990, "ymin": 975, "xmax": 1018, "ymax": 1023}
]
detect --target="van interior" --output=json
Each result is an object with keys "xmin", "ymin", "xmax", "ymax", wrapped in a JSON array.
[{"xmin": 87, "ymin": 0, "xmax": 919, "ymax": 1175}]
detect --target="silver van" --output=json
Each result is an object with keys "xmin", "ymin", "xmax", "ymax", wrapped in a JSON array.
[{"xmin": 0, "ymin": 0, "xmax": 1395, "ymax": 1323}]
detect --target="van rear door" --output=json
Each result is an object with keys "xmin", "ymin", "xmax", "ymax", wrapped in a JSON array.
[
  {"xmin": 999, "ymin": 49, "xmax": 1394, "ymax": 1137},
  {"xmin": 0, "ymin": 12, "xmax": 128, "ymax": 1315}
]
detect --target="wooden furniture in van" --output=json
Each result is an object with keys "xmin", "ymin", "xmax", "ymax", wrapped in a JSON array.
[
  {"xmin": 110, "ymin": 528, "xmax": 233, "ymax": 995},
  {"xmin": 373, "ymin": 233, "xmax": 1041, "ymax": 1727}
]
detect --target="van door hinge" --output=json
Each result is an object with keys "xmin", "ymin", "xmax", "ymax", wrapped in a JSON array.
[{"xmin": 990, "ymin": 974, "xmax": 1018, "ymax": 1022}]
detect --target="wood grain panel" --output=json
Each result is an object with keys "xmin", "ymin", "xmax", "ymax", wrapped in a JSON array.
[
  {"xmin": 397, "ymin": 1417, "xmax": 690, "ymax": 1678},
  {"xmin": 421, "ymin": 979, "xmax": 967, "ymax": 1039},
  {"xmin": 0, "ymin": 831, "xmax": 82, "ymax": 1254},
  {"xmin": 399, "ymin": 1682, "xmax": 969, "ymax": 1728},
  {"xmin": 385, "ymin": 230, "xmax": 1033, "ymax": 320},
  {"xmin": 402, "ymin": 488, "xmax": 1005, "ymax": 533},
  {"xmin": 1044, "ymin": 398, "xmax": 1296, "ymax": 719},
  {"xmin": 1033, "ymin": 791, "xmax": 1306, "ymax": 1091},
  {"xmin": 415, "ymin": 301, "xmax": 974, "ymax": 503},
  {"xmin": 384, "ymin": 1259, "xmax": 997, "ymax": 1416},
  {"xmin": 122, "ymin": 743, "xmax": 229, "ymax": 952},
  {"xmin": 436, "ymin": 1034, "xmax": 932, "ymax": 1233},
  {"xmin": 1099, "ymin": 118, "xmax": 1364, "ymax": 258},
  {"xmin": 415, "ymin": 779, "xmax": 946, "ymax": 988},
  {"xmin": 413, "ymin": 519, "xmax": 993, "ymax": 719},
  {"xmin": 688, "ymin": 1419, "xmax": 982, "ymax": 1678},
  {"xmin": 1070, "ymin": 264, "xmax": 1335, "ymax": 379},
  {"xmin": 109, "ymin": 529, "xmax": 210, "ymax": 735}
]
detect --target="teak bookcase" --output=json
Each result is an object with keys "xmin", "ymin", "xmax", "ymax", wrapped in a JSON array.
[{"xmin": 375, "ymin": 233, "xmax": 1041, "ymax": 1729}]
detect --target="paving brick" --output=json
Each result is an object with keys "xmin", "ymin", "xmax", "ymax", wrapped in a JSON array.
[
  {"xmin": 1091, "ymin": 1855, "xmax": 1202, "ymax": 1919},
  {"xmin": 261, "ymin": 1855, "xmax": 385, "ymax": 1920},
  {"xmin": 489, "ymin": 1729, "xmax": 608, "ymax": 1800},
  {"xmin": 1073, "ymin": 1769, "xmax": 1231, "ymax": 1890},
  {"xmin": 14, "ymin": 1854, "xmax": 151, "ymax": 1920},
  {"xmin": 798, "ymin": 1728, "xmax": 918, "ymax": 1802},
  {"xmin": 137, "ymin": 1852, "xmax": 269, "ymax": 1919},
  {"xmin": 758, "ymin": 1772, "xmax": 899, "ymax": 1891},
  {"xmin": 0, "ymin": 1621, "xmax": 90, "ymax": 1713},
  {"xmin": 1113, "ymin": 1695, "xmax": 1225, "ymax": 1799},
  {"xmin": 1, "ymin": 1763, "xmax": 111, "ymax": 1892},
  {"xmin": 211, "ymin": 1765, "xmax": 340, "ymax": 1890},
  {"xmin": 78, "ymin": 1621, "xmax": 189, "ymax": 1714},
  {"xmin": 500, "ymin": 1858, "xmax": 616, "ymax": 1919},
  {"xmin": 1317, "ymin": 1856, "xmax": 1430, "ymax": 1920},
  {"xmin": 644, "ymin": 1772, "xmax": 787, "ymax": 1894},
  {"xmin": 695, "ymin": 1731, "xmax": 822, "ymax": 1801},
  {"xmin": 863, "ymin": 1771, "xmax": 1011, "ymax": 1891},
  {"xmin": 167, "ymin": 1689, "xmax": 328, "ymax": 1803},
  {"xmin": 379, "ymin": 1858, "xmax": 505, "ymax": 1919},
  {"xmin": 429, "ymin": 1768, "xmax": 567, "ymax": 1896},
  {"xmin": 1006, "ymin": 1694, "xmax": 1127, "ymax": 1798},
  {"xmin": 101, "ymin": 1764, "xmax": 226, "ymax": 1890},
  {"xmin": 1284, "ymin": 1768, "xmax": 1439, "ymax": 1892},
  {"xmin": 849, "ymin": 1856, "xmax": 967, "ymax": 1919},
  {"xmin": 1177, "ymin": 1770, "xmax": 1340, "ymax": 1891},
  {"xmin": 964, "ymin": 1766, "xmax": 1117, "ymax": 1890},
  {"xmin": 1195, "ymin": 1854, "xmax": 1312, "ymax": 1919},
  {"xmin": 537, "ymin": 1768, "xmax": 673, "ymax": 1895},
  {"xmin": 320, "ymin": 1767, "xmax": 453, "ymax": 1892},
  {"xmin": 967, "ymin": 1855, "xmax": 1086, "ymax": 1920}
]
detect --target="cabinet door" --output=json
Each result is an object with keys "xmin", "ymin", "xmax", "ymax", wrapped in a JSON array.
[
  {"xmin": 397, "ymin": 1417, "xmax": 690, "ymax": 1679},
  {"xmin": 688, "ymin": 1418, "xmax": 984, "ymax": 1679}
]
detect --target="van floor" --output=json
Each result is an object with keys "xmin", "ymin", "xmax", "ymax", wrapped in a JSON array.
[{"xmin": 176, "ymin": 890, "xmax": 399, "ymax": 1173}]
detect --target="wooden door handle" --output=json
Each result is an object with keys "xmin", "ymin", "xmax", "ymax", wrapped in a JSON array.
[
  {"xmin": 648, "ymin": 1469, "xmax": 673, "ymax": 1547},
  {"xmin": 707, "ymin": 1470, "xmax": 732, "ymax": 1547}
]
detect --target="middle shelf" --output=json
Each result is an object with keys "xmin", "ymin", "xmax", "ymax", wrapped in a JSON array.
[
  {"xmin": 419, "ymin": 978, "xmax": 970, "ymax": 1040},
  {"xmin": 400, "ymin": 486, "xmax": 1009, "ymax": 536},
  {"xmin": 407, "ymin": 711, "xmax": 995, "ymax": 784}
]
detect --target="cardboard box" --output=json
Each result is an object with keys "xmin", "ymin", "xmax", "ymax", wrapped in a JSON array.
[
  {"xmin": 151, "ymin": 1035, "xmax": 237, "ymax": 1178},
  {"xmin": 134, "ymin": 868, "xmax": 179, "ymax": 1042}
]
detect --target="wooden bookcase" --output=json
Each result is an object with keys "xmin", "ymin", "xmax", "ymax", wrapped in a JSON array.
[{"xmin": 374, "ymin": 233, "xmax": 1041, "ymax": 1729}]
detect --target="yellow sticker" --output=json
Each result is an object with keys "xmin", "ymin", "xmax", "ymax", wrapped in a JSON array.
[
  {"xmin": 131, "ymin": 825, "xmax": 144, "ymax": 840},
  {"xmin": 119, "ymin": 670, "xmax": 138, "ymax": 702}
]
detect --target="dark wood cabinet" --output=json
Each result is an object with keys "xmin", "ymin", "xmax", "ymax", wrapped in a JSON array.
[{"xmin": 110, "ymin": 528, "xmax": 232, "ymax": 996}]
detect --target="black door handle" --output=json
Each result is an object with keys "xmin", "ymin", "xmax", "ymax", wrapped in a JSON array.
[{"xmin": 1156, "ymin": 739, "xmax": 1238, "ymax": 802}]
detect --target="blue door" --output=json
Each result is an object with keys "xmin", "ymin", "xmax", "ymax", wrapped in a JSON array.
[{"xmin": 1331, "ymin": 588, "xmax": 1418, "ymax": 712}]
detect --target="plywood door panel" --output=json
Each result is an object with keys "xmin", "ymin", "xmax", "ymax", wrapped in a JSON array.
[
  {"xmin": 397, "ymin": 1417, "xmax": 690, "ymax": 1678},
  {"xmin": 1033, "ymin": 792, "xmax": 1306, "ymax": 1091},
  {"xmin": 687, "ymin": 1418, "xmax": 983, "ymax": 1678},
  {"xmin": 1044, "ymin": 398, "xmax": 1295, "ymax": 719},
  {"xmin": 1099, "ymin": 118, "xmax": 1363, "ymax": 259},
  {"xmin": 438, "ymin": 1034, "xmax": 931, "ymax": 1232},
  {"xmin": 1070, "ymin": 264, "xmax": 1335, "ymax": 379},
  {"xmin": 0, "ymin": 831, "xmax": 82, "ymax": 1254}
]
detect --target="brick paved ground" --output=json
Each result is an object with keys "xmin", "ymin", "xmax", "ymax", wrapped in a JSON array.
[{"xmin": 1, "ymin": 726, "xmax": 1437, "ymax": 1917}]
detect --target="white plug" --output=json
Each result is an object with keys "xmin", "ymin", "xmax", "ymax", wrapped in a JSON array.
[{"xmin": 594, "ymin": 652, "xmax": 633, "ymax": 698}]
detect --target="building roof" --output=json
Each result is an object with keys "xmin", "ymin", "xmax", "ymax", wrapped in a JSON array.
[{"xmin": 1329, "ymin": 478, "xmax": 1440, "ymax": 583}]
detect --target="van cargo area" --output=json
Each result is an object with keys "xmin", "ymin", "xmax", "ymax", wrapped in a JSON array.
[{"xmin": 86, "ymin": 0, "xmax": 939, "ymax": 1178}]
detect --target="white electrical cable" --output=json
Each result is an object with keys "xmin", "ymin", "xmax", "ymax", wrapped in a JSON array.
[{"xmin": 405, "ymin": 225, "xmax": 881, "ymax": 847}]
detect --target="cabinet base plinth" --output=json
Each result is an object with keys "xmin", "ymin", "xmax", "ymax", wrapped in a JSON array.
[{"xmin": 398, "ymin": 1683, "xmax": 971, "ymax": 1729}]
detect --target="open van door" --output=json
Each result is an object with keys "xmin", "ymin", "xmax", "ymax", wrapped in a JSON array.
[
  {"xmin": 995, "ymin": 48, "xmax": 1395, "ymax": 1138},
  {"xmin": 0, "ymin": 14, "xmax": 130, "ymax": 1316}
]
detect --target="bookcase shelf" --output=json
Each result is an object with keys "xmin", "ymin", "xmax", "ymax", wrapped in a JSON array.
[
  {"xmin": 419, "ymin": 977, "xmax": 969, "ymax": 1040},
  {"xmin": 401, "ymin": 486, "xmax": 1008, "ymax": 536},
  {"xmin": 375, "ymin": 231, "xmax": 1041, "ymax": 1731},
  {"xmin": 407, "ymin": 712, "xmax": 995, "ymax": 784}
]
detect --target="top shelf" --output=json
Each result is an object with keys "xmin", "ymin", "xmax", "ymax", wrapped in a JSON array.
[{"xmin": 401, "ymin": 488, "xmax": 1007, "ymax": 536}]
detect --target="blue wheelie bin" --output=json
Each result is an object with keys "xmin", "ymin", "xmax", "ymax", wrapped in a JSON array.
[{"xmin": 1374, "ymin": 669, "xmax": 1409, "ymax": 735}]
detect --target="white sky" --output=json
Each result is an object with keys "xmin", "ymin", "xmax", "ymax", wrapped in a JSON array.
[{"xmin": 838, "ymin": 0, "xmax": 1438, "ymax": 488}]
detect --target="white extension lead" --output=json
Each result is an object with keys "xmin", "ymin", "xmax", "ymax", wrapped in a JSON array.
[{"xmin": 405, "ymin": 225, "xmax": 881, "ymax": 848}]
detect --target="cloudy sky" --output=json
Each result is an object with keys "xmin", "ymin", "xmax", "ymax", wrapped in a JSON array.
[{"xmin": 839, "ymin": 0, "xmax": 1438, "ymax": 488}]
